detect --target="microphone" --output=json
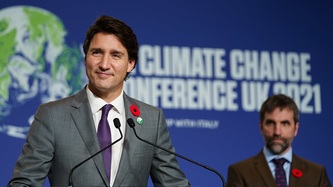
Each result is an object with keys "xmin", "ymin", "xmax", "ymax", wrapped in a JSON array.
[
  {"xmin": 68, "ymin": 118, "xmax": 123, "ymax": 187},
  {"xmin": 126, "ymin": 118, "xmax": 226, "ymax": 187}
]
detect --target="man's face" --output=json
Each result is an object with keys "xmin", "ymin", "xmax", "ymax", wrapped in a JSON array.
[
  {"xmin": 85, "ymin": 32, "xmax": 135, "ymax": 101},
  {"xmin": 260, "ymin": 108, "xmax": 299, "ymax": 155}
]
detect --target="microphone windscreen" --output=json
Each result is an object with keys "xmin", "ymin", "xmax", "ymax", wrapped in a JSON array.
[
  {"xmin": 127, "ymin": 118, "xmax": 135, "ymax": 128},
  {"xmin": 113, "ymin": 118, "xmax": 121, "ymax": 128}
]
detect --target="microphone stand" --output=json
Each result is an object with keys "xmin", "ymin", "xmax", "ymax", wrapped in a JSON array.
[
  {"xmin": 127, "ymin": 118, "xmax": 226, "ymax": 187},
  {"xmin": 68, "ymin": 125, "xmax": 123, "ymax": 187}
]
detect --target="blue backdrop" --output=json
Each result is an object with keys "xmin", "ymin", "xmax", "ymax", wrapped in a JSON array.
[{"xmin": 1, "ymin": 1, "xmax": 332, "ymax": 186}]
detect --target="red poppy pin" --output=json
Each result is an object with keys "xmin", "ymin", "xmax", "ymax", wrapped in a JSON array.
[
  {"xmin": 130, "ymin": 105, "xmax": 140, "ymax": 116},
  {"xmin": 130, "ymin": 104, "xmax": 143, "ymax": 124},
  {"xmin": 291, "ymin": 168, "xmax": 303, "ymax": 178}
]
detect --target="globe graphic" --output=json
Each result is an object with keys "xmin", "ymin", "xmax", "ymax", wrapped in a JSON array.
[{"xmin": 0, "ymin": 6, "xmax": 86, "ymax": 138}]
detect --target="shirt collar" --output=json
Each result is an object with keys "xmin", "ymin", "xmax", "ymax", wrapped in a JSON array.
[
  {"xmin": 86, "ymin": 86, "xmax": 124, "ymax": 115},
  {"xmin": 263, "ymin": 146, "xmax": 293, "ymax": 163}
]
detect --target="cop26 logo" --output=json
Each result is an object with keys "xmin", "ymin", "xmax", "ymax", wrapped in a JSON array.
[{"xmin": 0, "ymin": 6, "xmax": 85, "ymax": 139}]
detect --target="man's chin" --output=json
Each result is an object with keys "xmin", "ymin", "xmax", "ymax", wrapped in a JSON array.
[{"xmin": 268, "ymin": 143, "xmax": 287, "ymax": 155}]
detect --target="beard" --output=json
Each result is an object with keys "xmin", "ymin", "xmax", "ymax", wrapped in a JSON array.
[{"xmin": 266, "ymin": 136, "xmax": 290, "ymax": 155}]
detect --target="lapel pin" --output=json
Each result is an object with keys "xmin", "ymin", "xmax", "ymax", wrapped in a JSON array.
[
  {"xmin": 291, "ymin": 168, "xmax": 303, "ymax": 178},
  {"xmin": 137, "ymin": 117, "xmax": 143, "ymax": 125},
  {"xmin": 130, "ymin": 104, "xmax": 140, "ymax": 117}
]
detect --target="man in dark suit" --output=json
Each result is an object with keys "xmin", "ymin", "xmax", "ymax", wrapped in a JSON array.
[
  {"xmin": 227, "ymin": 94, "xmax": 331, "ymax": 187},
  {"xmin": 8, "ymin": 15, "xmax": 191, "ymax": 187}
]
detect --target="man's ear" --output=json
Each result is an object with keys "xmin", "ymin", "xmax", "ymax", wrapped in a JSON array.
[
  {"xmin": 294, "ymin": 122, "xmax": 299, "ymax": 137},
  {"xmin": 127, "ymin": 60, "xmax": 135, "ymax": 72},
  {"xmin": 259, "ymin": 122, "xmax": 263, "ymax": 134}
]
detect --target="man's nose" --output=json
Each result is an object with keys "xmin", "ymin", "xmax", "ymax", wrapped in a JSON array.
[{"xmin": 99, "ymin": 55, "xmax": 112, "ymax": 70}]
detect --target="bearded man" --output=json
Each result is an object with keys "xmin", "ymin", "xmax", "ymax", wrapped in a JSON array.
[{"xmin": 226, "ymin": 94, "xmax": 331, "ymax": 187}]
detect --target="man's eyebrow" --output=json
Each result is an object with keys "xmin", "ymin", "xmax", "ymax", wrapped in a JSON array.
[
  {"xmin": 88, "ymin": 48, "xmax": 126, "ymax": 57},
  {"xmin": 89, "ymin": 48, "xmax": 103, "ymax": 52},
  {"xmin": 265, "ymin": 119, "xmax": 275, "ymax": 123},
  {"xmin": 110, "ymin": 49, "xmax": 125, "ymax": 55},
  {"xmin": 281, "ymin": 119, "xmax": 291, "ymax": 123}
]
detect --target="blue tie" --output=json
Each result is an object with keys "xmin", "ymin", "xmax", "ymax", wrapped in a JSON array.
[
  {"xmin": 273, "ymin": 158, "xmax": 288, "ymax": 187},
  {"xmin": 97, "ymin": 104, "xmax": 112, "ymax": 182}
]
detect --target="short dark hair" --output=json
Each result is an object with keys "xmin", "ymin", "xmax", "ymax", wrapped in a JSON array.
[
  {"xmin": 259, "ymin": 94, "xmax": 299, "ymax": 123},
  {"xmin": 83, "ymin": 15, "xmax": 138, "ymax": 79}
]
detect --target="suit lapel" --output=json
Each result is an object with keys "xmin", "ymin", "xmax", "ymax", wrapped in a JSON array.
[
  {"xmin": 289, "ymin": 154, "xmax": 303, "ymax": 187},
  {"xmin": 70, "ymin": 88, "xmax": 109, "ymax": 185},
  {"xmin": 254, "ymin": 151, "xmax": 276, "ymax": 187},
  {"xmin": 113, "ymin": 93, "xmax": 141, "ymax": 186}
]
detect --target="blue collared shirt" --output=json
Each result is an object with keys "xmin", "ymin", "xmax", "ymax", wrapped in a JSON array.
[{"xmin": 263, "ymin": 146, "xmax": 293, "ymax": 185}]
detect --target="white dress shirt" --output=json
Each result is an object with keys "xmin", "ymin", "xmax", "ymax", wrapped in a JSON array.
[{"xmin": 86, "ymin": 87, "xmax": 127, "ymax": 186}]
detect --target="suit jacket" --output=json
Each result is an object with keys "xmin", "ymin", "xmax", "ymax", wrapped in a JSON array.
[
  {"xmin": 227, "ymin": 151, "xmax": 332, "ymax": 187},
  {"xmin": 8, "ymin": 88, "xmax": 191, "ymax": 187}
]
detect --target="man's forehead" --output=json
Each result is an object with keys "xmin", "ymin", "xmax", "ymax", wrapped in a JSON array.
[{"xmin": 264, "ymin": 107, "xmax": 294, "ymax": 119}]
